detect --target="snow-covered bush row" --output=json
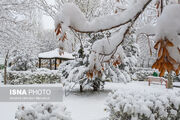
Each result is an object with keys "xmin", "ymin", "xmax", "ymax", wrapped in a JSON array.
[
  {"xmin": 15, "ymin": 103, "xmax": 71, "ymax": 120},
  {"xmin": 106, "ymin": 85, "xmax": 180, "ymax": 120},
  {"xmin": 132, "ymin": 68, "xmax": 180, "ymax": 82},
  {"xmin": 9, "ymin": 50, "xmax": 38, "ymax": 71},
  {"xmin": 132, "ymin": 68, "xmax": 155, "ymax": 81},
  {"xmin": 6, "ymin": 68, "xmax": 61, "ymax": 85}
]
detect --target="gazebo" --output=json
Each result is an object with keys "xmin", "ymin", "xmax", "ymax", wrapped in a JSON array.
[{"xmin": 38, "ymin": 48, "xmax": 75, "ymax": 70}]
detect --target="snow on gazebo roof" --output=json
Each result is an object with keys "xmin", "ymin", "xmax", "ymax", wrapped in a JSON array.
[{"xmin": 38, "ymin": 48, "xmax": 75, "ymax": 60}]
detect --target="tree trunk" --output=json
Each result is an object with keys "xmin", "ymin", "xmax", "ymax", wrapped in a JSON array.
[
  {"xmin": 167, "ymin": 71, "xmax": 173, "ymax": 89},
  {"xmin": 4, "ymin": 51, "xmax": 9, "ymax": 85},
  {"xmin": 39, "ymin": 58, "xmax": 41, "ymax": 68},
  {"xmin": 80, "ymin": 85, "xmax": 83, "ymax": 92},
  {"xmin": 55, "ymin": 58, "xmax": 57, "ymax": 70},
  {"xmin": 160, "ymin": 0, "xmax": 163, "ymax": 13},
  {"xmin": 50, "ymin": 59, "xmax": 52, "ymax": 70},
  {"xmin": 93, "ymin": 86, "xmax": 98, "ymax": 91}
]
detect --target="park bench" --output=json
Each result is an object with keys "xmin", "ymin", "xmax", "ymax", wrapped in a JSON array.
[{"xmin": 148, "ymin": 76, "xmax": 167, "ymax": 88}]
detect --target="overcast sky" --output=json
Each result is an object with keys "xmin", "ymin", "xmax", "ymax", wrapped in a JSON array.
[{"xmin": 42, "ymin": 0, "xmax": 55, "ymax": 30}]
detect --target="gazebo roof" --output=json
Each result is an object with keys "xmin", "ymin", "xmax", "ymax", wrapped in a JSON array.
[{"xmin": 38, "ymin": 48, "xmax": 75, "ymax": 60}]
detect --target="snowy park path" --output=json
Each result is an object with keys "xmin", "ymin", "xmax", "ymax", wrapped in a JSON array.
[{"xmin": 64, "ymin": 90, "xmax": 110, "ymax": 120}]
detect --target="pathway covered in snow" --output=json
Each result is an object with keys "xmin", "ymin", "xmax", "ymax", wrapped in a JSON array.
[{"xmin": 64, "ymin": 91, "xmax": 110, "ymax": 120}]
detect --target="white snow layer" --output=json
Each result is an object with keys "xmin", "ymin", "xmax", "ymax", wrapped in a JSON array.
[
  {"xmin": 38, "ymin": 48, "xmax": 74, "ymax": 59},
  {"xmin": 15, "ymin": 103, "xmax": 71, "ymax": 120},
  {"xmin": 106, "ymin": 82, "xmax": 180, "ymax": 120},
  {"xmin": 1, "ymin": 82, "xmax": 180, "ymax": 120},
  {"xmin": 54, "ymin": 0, "xmax": 150, "ymax": 32},
  {"xmin": 89, "ymin": 26, "xmax": 127, "ymax": 70}
]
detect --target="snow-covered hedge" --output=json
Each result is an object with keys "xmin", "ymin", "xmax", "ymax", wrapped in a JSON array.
[
  {"xmin": 15, "ymin": 103, "xmax": 71, "ymax": 120},
  {"xmin": 132, "ymin": 68, "xmax": 155, "ymax": 81},
  {"xmin": 106, "ymin": 84, "xmax": 180, "ymax": 120},
  {"xmin": 132, "ymin": 68, "xmax": 180, "ymax": 82},
  {"xmin": 6, "ymin": 68, "xmax": 61, "ymax": 84}
]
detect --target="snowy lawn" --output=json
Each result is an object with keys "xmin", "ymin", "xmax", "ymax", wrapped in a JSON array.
[{"xmin": 0, "ymin": 81, "xmax": 180, "ymax": 120}]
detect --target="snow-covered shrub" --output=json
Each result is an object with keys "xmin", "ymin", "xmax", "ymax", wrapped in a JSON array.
[
  {"xmin": 106, "ymin": 85, "xmax": 180, "ymax": 120},
  {"xmin": 178, "ymin": 75, "xmax": 180, "ymax": 81},
  {"xmin": 59, "ymin": 58, "xmax": 105, "ymax": 92},
  {"xmin": 132, "ymin": 68, "xmax": 155, "ymax": 81},
  {"xmin": 15, "ymin": 103, "xmax": 71, "ymax": 120},
  {"xmin": 101, "ymin": 39, "xmax": 138, "ymax": 83},
  {"xmin": 58, "ymin": 33, "xmax": 107, "ymax": 92},
  {"xmin": 9, "ymin": 50, "xmax": 37, "ymax": 71},
  {"xmin": 6, "ymin": 68, "xmax": 61, "ymax": 84},
  {"xmin": 106, "ymin": 33, "xmax": 139, "ymax": 83},
  {"xmin": 103, "ymin": 63, "xmax": 131, "ymax": 83}
]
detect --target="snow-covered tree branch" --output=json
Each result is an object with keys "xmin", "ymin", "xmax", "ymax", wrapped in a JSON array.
[
  {"xmin": 54, "ymin": 0, "xmax": 153, "ymax": 74},
  {"xmin": 55, "ymin": 0, "xmax": 152, "ymax": 33}
]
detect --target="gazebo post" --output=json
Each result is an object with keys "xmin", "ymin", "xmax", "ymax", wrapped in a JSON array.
[
  {"xmin": 55, "ymin": 58, "xmax": 57, "ymax": 70},
  {"xmin": 59, "ymin": 58, "xmax": 61, "ymax": 64},
  {"xmin": 50, "ymin": 58, "xmax": 52, "ymax": 70},
  {"xmin": 39, "ymin": 58, "xmax": 41, "ymax": 68}
]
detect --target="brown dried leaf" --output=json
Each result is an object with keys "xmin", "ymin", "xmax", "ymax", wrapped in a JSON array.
[
  {"xmin": 162, "ymin": 47, "xmax": 167, "ymax": 56},
  {"xmin": 164, "ymin": 63, "xmax": 168, "ymax": 70},
  {"xmin": 178, "ymin": 65, "xmax": 180, "ymax": 70},
  {"xmin": 178, "ymin": 47, "xmax": 180, "ymax": 54},
  {"xmin": 168, "ymin": 56, "xmax": 176, "ymax": 64},
  {"xmin": 102, "ymin": 67, "xmax": 104, "ymax": 71},
  {"xmin": 175, "ymin": 69, "xmax": 179, "ymax": 75},
  {"xmin": 159, "ymin": 56, "xmax": 164, "ymax": 63},
  {"xmin": 152, "ymin": 62, "xmax": 157, "ymax": 69},
  {"xmin": 89, "ymin": 72, "xmax": 93, "ymax": 79},
  {"xmin": 156, "ymin": 63, "xmax": 161, "ymax": 69},
  {"xmin": 55, "ymin": 24, "xmax": 61, "ymax": 32},
  {"xmin": 160, "ymin": 68, "xmax": 165, "ymax": 77},
  {"xmin": 158, "ymin": 46, "xmax": 163, "ymax": 57},
  {"xmin": 86, "ymin": 72, "xmax": 90, "ymax": 79},
  {"xmin": 154, "ymin": 40, "xmax": 160, "ymax": 50},
  {"xmin": 166, "ymin": 40, "xmax": 174, "ymax": 47},
  {"xmin": 56, "ymin": 29, "xmax": 61, "ymax": 36}
]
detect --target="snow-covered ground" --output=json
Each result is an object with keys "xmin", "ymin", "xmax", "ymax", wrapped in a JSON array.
[
  {"xmin": 0, "ymin": 79, "xmax": 180, "ymax": 120},
  {"xmin": 64, "ymin": 91, "xmax": 109, "ymax": 120},
  {"xmin": 0, "ymin": 92, "xmax": 109, "ymax": 120}
]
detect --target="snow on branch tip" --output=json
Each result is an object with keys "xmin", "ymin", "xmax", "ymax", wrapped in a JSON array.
[{"xmin": 54, "ymin": 0, "xmax": 152, "ymax": 34}]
